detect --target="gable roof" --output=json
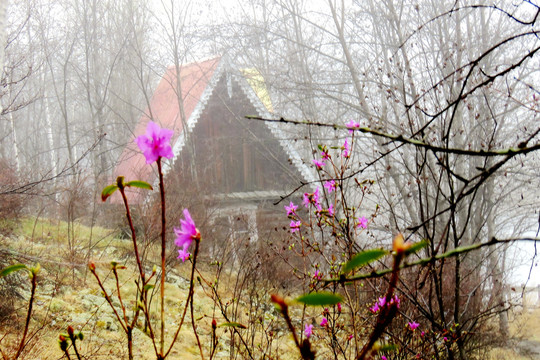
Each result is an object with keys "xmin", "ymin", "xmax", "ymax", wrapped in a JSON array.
[{"xmin": 113, "ymin": 57, "xmax": 314, "ymax": 203}]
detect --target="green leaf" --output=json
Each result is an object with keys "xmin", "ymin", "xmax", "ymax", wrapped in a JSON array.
[
  {"xmin": 219, "ymin": 322, "xmax": 247, "ymax": 329},
  {"xmin": 342, "ymin": 249, "xmax": 388, "ymax": 274},
  {"xmin": 295, "ymin": 292, "xmax": 342, "ymax": 306},
  {"xmin": 0, "ymin": 264, "xmax": 28, "ymax": 277},
  {"xmin": 379, "ymin": 343, "xmax": 398, "ymax": 352},
  {"xmin": 143, "ymin": 284, "xmax": 154, "ymax": 292},
  {"xmin": 101, "ymin": 185, "xmax": 119, "ymax": 202},
  {"xmin": 405, "ymin": 240, "xmax": 429, "ymax": 255},
  {"xmin": 125, "ymin": 180, "xmax": 153, "ymax": 191}
]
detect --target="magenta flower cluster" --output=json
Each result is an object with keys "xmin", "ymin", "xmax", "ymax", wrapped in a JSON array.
[
  {"xmin": 369, "ymin": 295, "xmax": 401, "ymax": 313},
  {"xmin": 135, "ymin": 121, "xmax": 174, "ymax": 164},
  {"xmin": 174, "ymin": 209, "xmax": 200, "ymax": 262}
]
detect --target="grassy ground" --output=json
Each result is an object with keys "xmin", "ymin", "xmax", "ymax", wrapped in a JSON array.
[
  {"xmin": 0, "ymin": 217, "xmax": 299, "ymax": 359},
  {"xmin": 488, "ymin": 308, "xmax": 540, "ymax": 360},
  {"xmin": 2, "ymin": 217, "xmax": 539, "ymax": 359}
]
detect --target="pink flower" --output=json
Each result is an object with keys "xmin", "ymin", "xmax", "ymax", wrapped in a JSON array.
[
  {"xmin": 320, "ymin": 317, "xmax": 328, "ymax": 327},
  {"xmin": 304, "ymin": 324, "xmax": 313, "ymax": 338},
  {"xmin": 290, "ymin": 220, "xmax": 301, "ymax": 233},
  {"xmin": 285, "ymin": 202, "xmax": 298, "ymax": 216},
  {"xmin": 174, "ymin": 209, "xmax": 200, "ymax": 262},
  {"xmin": 313, "ymin": 269, "xmax": 322, "ymax": 279},
  {"xmin": 357, "ymin": 216, "xmax": 368, "ymax": 229},
  {"xmin": 321, "ymin": 150, "xmax": 330, "ymax": 160},
  {"xmin": 303, "ymin": 188, "xmax": 321, "ymax": 208},
  {"xmin": 135, "ymin": 121, "xmax": 174, "ymax": 164},
  {"xmin": 348, "ymin": 334, "xmax": 353, "ymax": 341},
  {"xmin": 408, "ymin": 321, "xmax": 420, "ymax": 331},
  {"xmin": 346, "ymin": 120, "xmax": 360, "ymax": 134},
  {"xmin": 328, "ymin": 204, "xmax": 335, "ymax": 217},
  {"xmin": 177, "ymin": 248, "xmax": 190, "ymax": 262},
  {"xmin": 313, "ymin": 158, "xmax": 325, "ymax": 169},
  {"xmin": 324, "ymin": 180, "xmax": 336, "ymax": 193},
  {"xmin": 370, "ymin": 295, "xmax": 400, "ymax": 313},
  {"xmin": 343, "ymin": 139, "xmax": 350, "ymax": 157},
  {"xmin": 381, "ymin": 356, "xmax": 388, "ymax": 360},
  {"xmin": 337, "ymin": 303, "xmax": 342, "ymax": 313},
  {"xmin": 313, "ymin": 187, "xmax": 320, "ymax": 205}
]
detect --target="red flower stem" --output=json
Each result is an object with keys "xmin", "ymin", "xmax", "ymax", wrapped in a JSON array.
[
  {"xmin": 14, "ymin": 270, "xmax": 37, "ymax": 359},
  {"xmin": 157, "ymin": 158, "xmax": 166, "ymax": 357},
  {"xmin": 189, "ymin": 241, "xmax": 204, "ymax": 360},
  {"xmin": 88, "ymin": 268, "xmax": 128, "ymax": 334},
  {"xmin": 118, "ymin": 182, "xmax": 146, "ymax": 286},
  {"xmin": 164, "ymin": 239, "xmax": 200, "ymax": 359},
  {"xmin": 113, "ymin": 268, "xmax": 128, "ymax": 324},
  {"xmin": 62, "ymin": 349, "xmax": 72, "ymax": 360},
  {"xmin": 356, "ymin": 251, "xmax": 404, "ymax": 360}
]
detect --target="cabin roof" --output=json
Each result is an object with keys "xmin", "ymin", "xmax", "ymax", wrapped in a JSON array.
[{"xmin": 113, "ymin": 57, "xmax": 314, "ymax": 203}]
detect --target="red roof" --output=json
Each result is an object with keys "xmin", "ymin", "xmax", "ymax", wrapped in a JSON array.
[{"xmin": 112, "ymin": 57, "xmax": 220, "ymax": 203}]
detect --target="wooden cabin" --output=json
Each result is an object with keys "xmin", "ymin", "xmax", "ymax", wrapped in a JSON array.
[{"xmin": 113, "ymin": 57, "xmax": 313, "ymax": 250}]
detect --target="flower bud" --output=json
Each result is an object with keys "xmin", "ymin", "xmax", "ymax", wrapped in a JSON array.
[
  {"xmin": 88, "ymin": 262, "xmax": 96, "ymax": 272},
  {"xmin": 67, "ymin": 325, "xmax": 74, "ymax": 338},
  {"xmin": 212, "ymin": 319, "xmax": 217, "ymax": 329}
]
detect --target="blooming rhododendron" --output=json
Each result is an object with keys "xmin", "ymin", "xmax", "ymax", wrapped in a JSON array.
[
  {"xmin": 285, "ymin": 201, "xmax": 298, "ymax": 216},
  {"xmin": 303, "ymin": 188, "xmax": 321, "ymax": 208},
  {"xmin": 357, "ymin": 216, "xmax": 368, "ymax": 229},
  {"xmin": 408, "ymin": 321, "xmax": 420, "ymax": 330},
  {"xmin": 345, "ymin": 120, "xmax": 360, "ymax": 134},
  {"xmin": 324, "ymin": 180, "xmax": 336, "ymax": 193},
  {"xmin": 290, "ymin": 220, "xmax": 301, "ymax": 233},
  {"xmin": 343, "ymin": 138, "xmax": 350, "ymax": 158},
  {"xmin": 304, "ymin": 324, "xmax": 313, "ymax": 338},
  {"xmin": 135, "ymin": 121, "xmax": 174, "ymax": 164},
  {"xmin": 320, "ymin": 317, "xmax": 328, "ymax": 327},
  {"xmin": 328, "ymin": 204, "xmax": 335, "ymax": 217},
  {"xmin": 312, "ymin": 158, "xmax": 325, "ymax": 169},
  {"xmin": 174, "ymin": 209, "xmax": 200, "ymax": 262}
]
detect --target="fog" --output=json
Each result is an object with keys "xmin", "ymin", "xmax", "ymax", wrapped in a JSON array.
[{"xmin": 1, "ymin": 0, "xmax": 540, "ymax": 356}]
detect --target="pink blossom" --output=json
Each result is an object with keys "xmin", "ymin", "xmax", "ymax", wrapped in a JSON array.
[
  {"xmin": 321, "ymin": 151, "xmax": 330, "ymax": 160},
  {"xmin": 343, "ymin": 139, "xmax": 350, "ymax": 158},
  {"xmin": 370, "ymin": 295, "xmax": 400, "ymax": 313},
  {"xmin": 313, "ymin": 269, "xmax": 322, "ymax": 280},
  {"xmin": 324, "ymin": 180, "xmax": 336, "ymax": 193},
  {"xmin": 290, "ymin": 220, "xmax": 301, "ymax": 233},
  {"xmin": 337, "ymin": 303, "xmax": 342, "ymax": 313},
  {"xmin": 177, "ymin": 248, "xmax": 190, "ymax": 262},
  {"xmin": 303, "ymin": 188, "xmax": 321, "ymax": 208},
  {"xmin": 408, "ymin": 321, "xmax": 420, "ymax": 331},
  {"xmin": 328, "ymin": 204, "xmax": 335, "ymax": 217},
  {"xmin": 303, "ymin": 193, "xmax": 310, "ymax": 208},
  {"xmin": 313, "ymin": 187, "xmax": 320, "ymax": 205},
  {"xmin": 381, "ymin": 356, "xmax": 388, "ymax": 360},
  {"xmin": 348, "ymin": 334, "xmax": 353, "ymax": 341},
  {"xmin": 304, "ymin": 324, "xmax": 313, "ymax": 338},
  {"xmin": 313, "ymin": 158, "xmax": 325, "ymax": 169},
  {"xmin": 285, "ymin": 202, "xmax": 298, "ymax": 216},
  {"xmin": 174, "ymin": 209, "xmax": 200, "ymax": 262},
  {"xmin": 320, "ymin": 317, "xmax": 328, "ymax": 327},
  {"xmin": 135, "ymin": 121, "xmax": 174, "ymax": 164},
  {"xmin": 357, "ymin": 216, "xmax": 368, "ymax": 229},
  {"xmin": 346, "ymin": 120, "xmax": 360, "ymax": 134}
]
